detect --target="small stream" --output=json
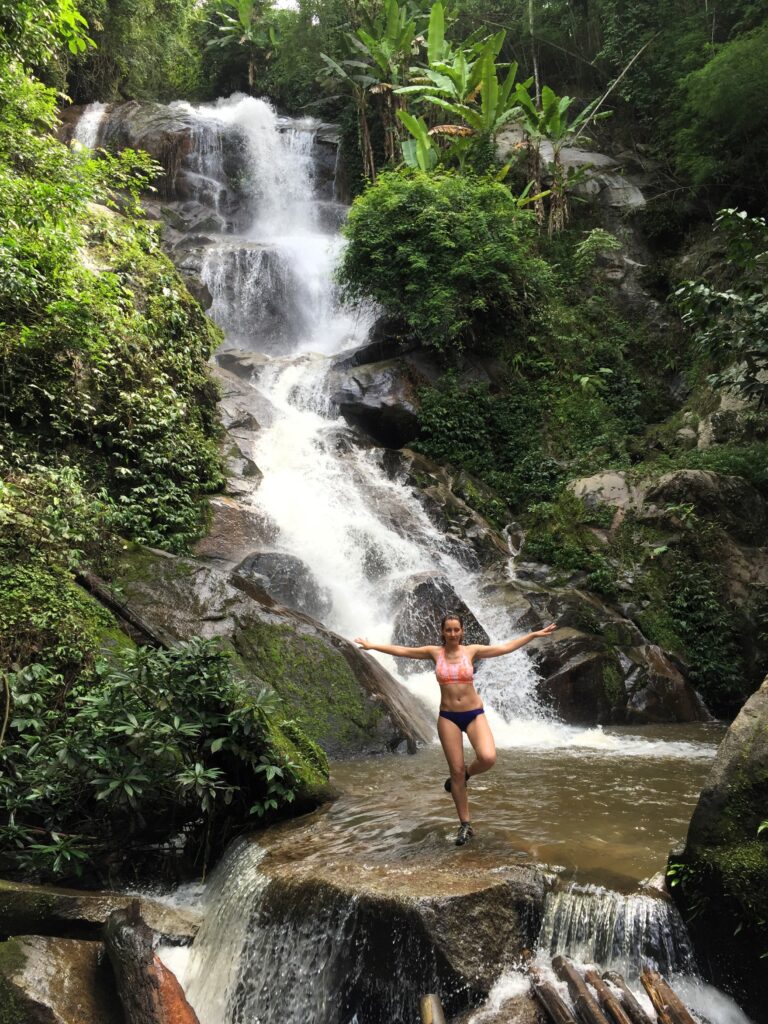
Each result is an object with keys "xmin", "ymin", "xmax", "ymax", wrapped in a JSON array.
[{"xmin": 74, "ymin": 95, "xmax": 751, "ymax": 1022}]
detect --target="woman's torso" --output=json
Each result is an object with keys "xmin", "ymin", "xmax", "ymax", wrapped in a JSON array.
[{"xmin": 434, "ymin": 646, "xmax": 483, "ymax": 712}]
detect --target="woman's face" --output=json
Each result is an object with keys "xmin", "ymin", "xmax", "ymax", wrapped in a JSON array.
[{"xmin": 442, "ymin": 618, "xmax": 463, "ymax": 644}]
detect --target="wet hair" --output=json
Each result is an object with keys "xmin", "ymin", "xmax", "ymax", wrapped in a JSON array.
[{"xmin": 440, "ymin": 613, "xmax": 464, "ymax": 632}]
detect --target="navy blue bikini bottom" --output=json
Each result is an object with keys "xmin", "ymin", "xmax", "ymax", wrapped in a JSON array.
[{"xmin": 439, "ymin": 708, "xmax": 485, "ymax": 733}]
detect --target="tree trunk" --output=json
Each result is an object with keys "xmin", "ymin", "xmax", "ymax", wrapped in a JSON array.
[
  {"xmin": 104, "ymin": 902, "xmax": 200, "ymax": 1024},
  {"xmin": 548, "ymin": 150, "xmax": 569, "ymax": 235},
  {"xmin": 527, "ymin": 139, "xmax": 545, "ymax": 226},
  {"xmin": 358, "ymin": 99, "xmax": 376, "ymax": 181},
  {"xmin": 419, "ymin": 994, "xmax": 447, "ymax": 1024}
]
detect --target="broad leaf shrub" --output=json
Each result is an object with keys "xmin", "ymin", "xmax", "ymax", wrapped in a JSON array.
[
  {"xmin": 338, "ymin": 170, "xmax": 552, "ymax": 355},
  {"xmin": 0, "ymin": 640, "xmax": 329, "ymax": 882}
]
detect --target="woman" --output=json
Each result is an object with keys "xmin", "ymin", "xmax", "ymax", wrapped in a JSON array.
[{"xmin": 355, "ymin": 615, "xmax": 557, "ymax": 846}]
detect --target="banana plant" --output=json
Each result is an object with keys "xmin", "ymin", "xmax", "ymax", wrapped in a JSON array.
[
  {"xmin": 397, "ymin": 110, "xmax": 439, "ymax": 171},
  {"xmin": 206, "ymin": 0, "xmax": 278, "ymax": 94},
  {"xmin": 514, "ymin": 84, "xmax": 611, "ymax": 233},
  {"xmin": 318, "ymin": 52, "xmax": 377, "ymax": 181}
]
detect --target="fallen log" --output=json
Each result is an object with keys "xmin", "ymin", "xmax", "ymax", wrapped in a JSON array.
[
  {"xmin": 552, "ymin": 956, "xmax": 610, "ymax": 1024},
  {"xmin": 640, "ymin": 969, "xmax": 696, "ymax": 1024},
  {"xmin": 76, "ymin": 569, "xmax": 177, "ymax": 649},
  {"xmin": 602, "ymin": 973, "xmax": 655, "ymax": 1024},
  {"xmin": 104, "ymin": 901, "xmax": 199, "ymax": 1024},
  {"xmin": 584, "ymin": 970, "xmax": 633, "ymax": 1024},
  {"xmin": 419, "ymin": 993, "xmax": 446, "ymax": 1024},
  {"xmin": 530, "ymin": 965, "xmax": 577, "ymax": 1024}
]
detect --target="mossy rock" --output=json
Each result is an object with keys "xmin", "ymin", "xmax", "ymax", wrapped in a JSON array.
[
  {"xmin": 670, "ymin": 677, "xmax": 768, "ymax": 1017},
  {"xmin": 233, "ymin": 620, "xmax": 387, "ymax": 758}
]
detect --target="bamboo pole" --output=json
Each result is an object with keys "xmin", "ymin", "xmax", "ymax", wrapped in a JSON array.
[
  {"xmin": 640, "ymin": 969, "xmax": 697, "ymax": 1024},
  {"xmin": 530, "ymin": 965, "xmax": 578, "ymax": 1024},
  {"xmin": 552, "ymin": 956, "xmax": 610, "ymax": 1024},
  {"xmin": 602, "ymin": 973, "xmax": 655, "ymax": 1024},
  {"xmin": 584, "ymin": 970, "xmax": 633, "ymax": 1024},
  {"xmin": 419, "ymin": 994, "xmax": 446, "ymax": 1024}
]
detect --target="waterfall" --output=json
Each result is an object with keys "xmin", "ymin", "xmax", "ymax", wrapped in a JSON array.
[
  {"xmin": 72, "ymin": 101, "xmax": 107, "ymax": 149},
  {"xmin": 537, "ymin": 883, "xmax": 695, "ymax": 979}
]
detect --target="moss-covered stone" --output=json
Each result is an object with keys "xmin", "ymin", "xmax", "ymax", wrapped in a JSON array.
[
  {"xmin": 233, "ymin": 621, "xmax": 385, "ymax": 757},
  {"xmin": 670, "ymin": 677, "xmax": 768, "ymax": 1018}
]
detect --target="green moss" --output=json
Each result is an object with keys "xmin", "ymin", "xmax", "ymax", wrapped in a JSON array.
[
  {"xmin": 0, "ymin": 562, "xmax": 115, "ymax": 678},
  {"xmin": 602, "ymin": 662, "xmax": 624, "ymax": 706},
  {"xmin": 232, "ymin": 621, "xmax": 383, "ymax": 754},
  {"xmin": 0, "ymin": 938, "xmax": 29, "ymax": 1024}
]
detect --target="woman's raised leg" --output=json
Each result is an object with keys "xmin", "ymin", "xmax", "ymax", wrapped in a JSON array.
[
  {"xmin": 437, "ymin": 715, "xmax": 470, "ymax": 823},
  {"xmin": 465, "ymin": 713, "xmax": 496, "ymax": 779}
]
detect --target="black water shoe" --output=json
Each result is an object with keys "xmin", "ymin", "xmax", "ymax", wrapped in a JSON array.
[
  {"xmin": 444, "ymin": 769, "xmax": 470, "ymax": 793},
  {"xmin": 455, "ymin": 822, "xmax": 474, "ymax": 846}
]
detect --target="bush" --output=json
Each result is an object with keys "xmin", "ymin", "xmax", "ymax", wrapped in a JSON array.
[
  {"xmin": 339, "ymin": 170, "xmax": 552, "ymax": 355},
  {"xmin": 0, "ymin": 640, "xmax": 328, "ymax": 882}
]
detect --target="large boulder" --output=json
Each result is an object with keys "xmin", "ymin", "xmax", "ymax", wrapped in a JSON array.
[
  {"xmin": 670, "ymin": 677, "xmax": 768, "ymax": 1021},
  {"xmin": 0, "ymin": 936, "xmax": 121, "ymax": 1024},
  {"xmin": 525, "ymin": 588, "xmax": 710, "ymax": 725},
  {"xmin": 236, "ymin": 551, "xmax": 332, "ymax": 620},
  {"xmin": 391, "ymin": 572, "xmax": 490, "ymax": 675},
  {"xmin": 204, "ymin": 819, "xmax": 546, "ymax": 1024},
  {"xmin": 113, "ymin": 545, "xmax": 433, "ymax": 756},
  {"xmin": 328, "ymin": 358, "xmax": 423, "ymax": 448}
]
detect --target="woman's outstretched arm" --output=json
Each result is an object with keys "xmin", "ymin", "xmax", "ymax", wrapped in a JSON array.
[
  {"xmin": 354, "ymin": 639, "xmax": 438, "ymax": 660},
  {"xmin": 469, "ymin": 623, "xmax": 557, "ymax": 660}
]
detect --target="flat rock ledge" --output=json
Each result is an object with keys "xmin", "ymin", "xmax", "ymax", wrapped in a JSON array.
[{"xmin": 0, "ymin": 879, "xmax": 200, "ymax": 943}]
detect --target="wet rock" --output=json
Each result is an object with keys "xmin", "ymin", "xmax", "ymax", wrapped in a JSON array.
[
  {"xmin": 623, "ymin": 645, "xmax": 710, "ymax": 723},
  {"xmin": 0, "ymin": 935, "xmax": 121, "ymax": 1024},
  {"xmin": 640, "ymin": 470, "xmax": 768, "ymax": 545},
  {"xmin": 528, "ymin": 611, "xmax": 709, "ymax": 725},
  {"xmin": 193, "ymin": 496, "xmax": 278, "ymax": 566},
  {"xmin": 248, "ymin": 860, "xmax": 546, "ymax": 1022},
  {"xmin": 0, "ymin": 880, "xmax": 199, "ymax": 942},
  {"xmin": 389, "ymin": 449, "xmax": 511, "ymax": 568},
  {"xmin": 670, "ymin": 676, "xmax": 768, "ymax": 1020},
  {"xmin": 329, "ymin": 358, "xmax": 422, "ymax": 448},
  {"xmin": 236, "ymin": 551, "xmax": 332, "ymax": 620},
  {"xmin": 391, "ymin": 572, "xmax": 490, "ymax": 675},
  {"xmin": 113, "ymin": 545, "xmax": 433, "ymax": 756}
]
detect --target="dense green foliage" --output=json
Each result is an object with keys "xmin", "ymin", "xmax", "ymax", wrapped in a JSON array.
[
  {"xmin": 0, "ymin": 641, "xmax": 328, "ymax": 881},
  {"xmin": 676, "ymin": 209, "xmax": 768, "ymax": 407},
  {"xmin": 340, "ymin": 170, "xmax": 551, "ymax": 353}
]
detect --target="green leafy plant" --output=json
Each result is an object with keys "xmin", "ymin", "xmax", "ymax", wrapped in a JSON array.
[{"xmin": 0, "ymin": 640, "xmax": 327, "ymax": 881}]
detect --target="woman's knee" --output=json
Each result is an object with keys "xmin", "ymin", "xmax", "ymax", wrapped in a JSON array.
[
  {"xmin": 450, "ymin": 763, "xmax": 467, "ymax": 780},
  {"xmin": 476, "ymin": 750, "xmax": 496, "ymax": 772}
]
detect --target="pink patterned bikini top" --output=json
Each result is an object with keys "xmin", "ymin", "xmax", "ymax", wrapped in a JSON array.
[{"xmin": 435, "ymin": 648, "xmax": 475, "ymax": 685}]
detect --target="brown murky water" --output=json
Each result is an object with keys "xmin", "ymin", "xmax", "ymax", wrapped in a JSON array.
[{"xmin": 276, "ymin": 725, "xmax": 726, "ymax": 891}]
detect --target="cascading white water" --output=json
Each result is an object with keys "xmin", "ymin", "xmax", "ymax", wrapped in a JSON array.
[{"xmin": 72, "ymin": 101, "xmax": 107, "ymax": 148}]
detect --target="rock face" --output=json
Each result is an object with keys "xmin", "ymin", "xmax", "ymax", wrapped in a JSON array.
[
  {"xmin": 328, "ymin": 357, "xmax": 424, "ymax": 448},
  {"xmin": 113, "ymin": 544, "xmax": 433, "ymax": 757},
  {"xmin": 0, "ymin": 935, "xmax": 122, "ymax": 1024},
  {"xmin": 670, "ymin": 677, "xmax": 768, "ymax": 1021},
  {"xmin": 642, "ymin": 470, "xmax": 768, "ymax": 545}
]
